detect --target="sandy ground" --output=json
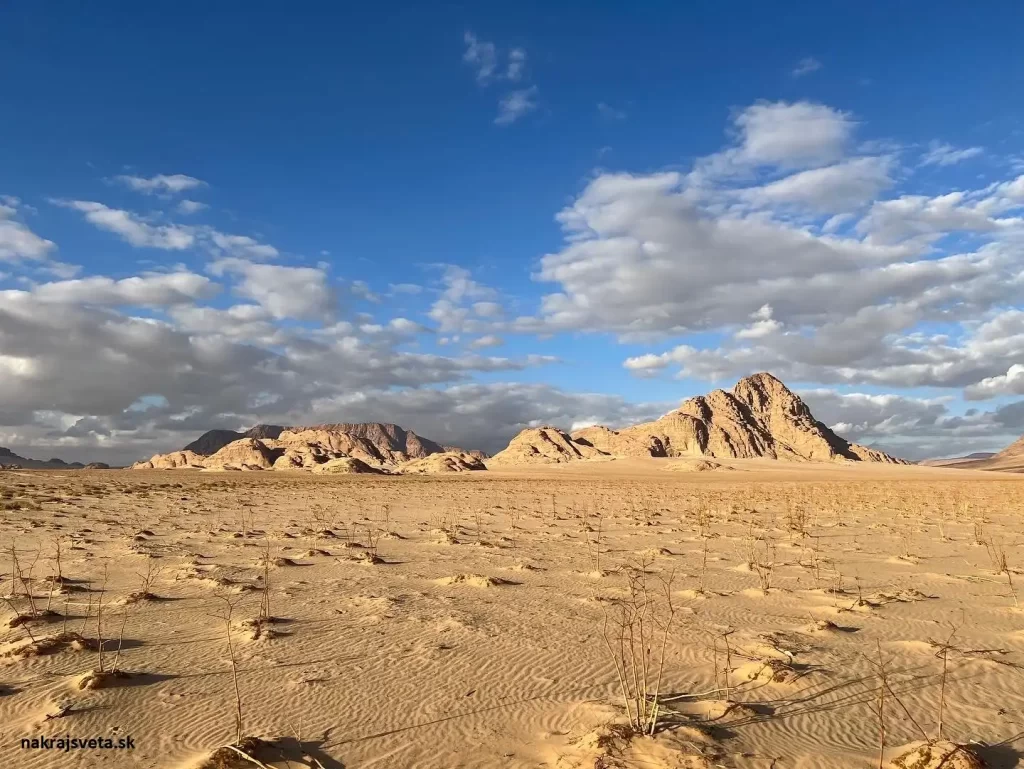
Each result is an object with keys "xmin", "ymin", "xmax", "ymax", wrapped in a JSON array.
[{"xmin": 2, "ymin": 460, "xmax": 1024, "ymax": 768}]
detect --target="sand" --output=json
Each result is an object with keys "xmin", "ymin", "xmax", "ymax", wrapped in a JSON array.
[{"xmin": 2, "ymin": 460, "xmax": 1023, "ymax": 768}]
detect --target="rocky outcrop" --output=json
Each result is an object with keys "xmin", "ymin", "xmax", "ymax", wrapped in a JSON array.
[
  {"xmin": 487, "ymin": 426, "xmax": 609, "ymax": 466},
  {"xmin": 131, "ymin": 450, "xmax": 206, "ymax": 470},
  {"xmin": 312, "ymin": 457, "xmax": 384, "ymax": 475},
  {"xmin": 399, "ymin": 452, "xmax": 487, "ymax": 474},
  {"xmin": 571, "ymin": 425, "xmax": 667, "ymax": 457},
  {"xmin": 202, "ymin": 438, "xmax": 278, "ymax": 471},
  {"xmin": 491, "ymin": 374, "xmax": 906, "ymax": 466},
  {"xmin": 134, "ymin": 422, "xmax": 483, "ymax": 474}
]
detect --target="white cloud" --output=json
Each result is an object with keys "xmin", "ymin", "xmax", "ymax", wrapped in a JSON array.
[
  {"xmin": 735, "ymin": 304, "xmax": 782, "ymax": 339},
  {"xmin": 389, "ymin": 283, "xmax": 423, "ymax": 295},
  {"xmin": 463, "ymin": 32, "xmax": 498, "ymax": 84},
  {"xmin": 920, "ymin": 141, "xmax": 984, "ymax": 167},
  {"xmin": 0, "ymin": 277, "xmax": 561, "ymax": 463},
  {"xmin": 495, "ymin": 87, "xmax": 538, "ymax": 125},
  {"xmin": 56, "ymin": 199, "xmax": 279, "ymax": 258},
  {"xmin": 796, "ymin": 388, "xmax": 1018, "ymax": 460},
  {"xmin": 463, "ymin": 32, "xmax": 528, "ymax": 87},
  {"xmin": 37, "ymin": 262, "xmax": 82, "ymax": 280},
  {"xmin": 964, "ymin": 363, "xmax": 1024, "ymax": 399},
  {"xmin": 114, "ymin": 173, "xmax": 207, "ymax": 195},
  {"xmin": 472, "ymin": 301, "xmax": 503, "ymax": 317},
  {"xmin": 206, "ymin": 230, "xmax": 279, "ymax": 259},
  {"xmin": 468, "ymin": 334, "xmax": 503, "ymax": 349},
  {"xmin": 0, "ymin": 203, "xmax": 56, "ymax": 261},
  {"xmin": 209, "ymin": 258, "xmax": 335, "ymax": 320},
  {"xmin": 597, "ymin": 102, "xmax": 627, "ymax": 120},
  {"xmin": 535, "ymin": 170, "xmax": 928, "ymax": 337},
  {"xmin": 176, "ymin": 199, "xmax": 209, "ymax": 215},
  {"xmin": 506, "ymin": 48, "xmax": 526, "ymax": 81},
  {"xmin": 857, "ymin": 191, "xmax": 1019, "ymax": 246},
  {"xmin": 427, "ymin": 266, "xmax": 502, "ymax": 333},
  {"xmin": 32, "ymin": 272, "xmax": 218, "ymax": 307},
  {"xmin": 738, "ymin": 155, "xmax": 895, "ymax": 212},
  {"xmin": 55, "ymin": 200, "xmax": 195, "ymax": 250},
  {"xmin": 700, "ymin": 101, "xmax": 855, "ymax": 176},
  {"xmin": 791, "ymin": 57, "xmax": 822, "ymax": 77}
]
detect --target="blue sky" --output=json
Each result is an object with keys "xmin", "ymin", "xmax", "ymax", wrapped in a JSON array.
[{"xmin": 1, "ymin": 2, "xmax": 1023, "ymax": 463}]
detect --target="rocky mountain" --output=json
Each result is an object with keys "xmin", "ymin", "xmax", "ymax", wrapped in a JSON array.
[
  {"xmin": 182, "ymin": 425, "xmax": 285, "ymax": 456},
  {"xmin": 132, "ymin": 422, "xmax": 484, "ymax": 474},
  {"xmin": 489, "ymin": 373, "xmax": 906, "ymax": 466},
  {"xmin": 0, "ymin": 446, "xmax": 88, "ymax": 470}
]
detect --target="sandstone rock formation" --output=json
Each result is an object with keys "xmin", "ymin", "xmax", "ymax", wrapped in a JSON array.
[
  {"xmin": 312, "ymin": 457, "xmax": 383, "ymax": 474},
  {"xmin": 134, "ymin": 422, "xmax": 481, "ymax": 474},
  {"xmin": 130, "ymin": 450, "xmax": 206, "ymax": 470},
  {"xmin": 399, "ymin": 452, "xmax": 487, "ymax": 474},
  {"xmin": 571, "ymin": 425, "xmax": 666, "ymax": 457},
  {"xmin": 998, "ymin": 435, "xmax": 1024, "ymax": 458},
  {"xmin": 487, "ymin": 427, "xmax": 609, "ymax": 466},
  {"xmin": 203, "ymin": 438, "xmax": 278, "ymax": 471},
  {"xmin": 492, "ymin": 374, "xmax": 905, "ymax": 466}
]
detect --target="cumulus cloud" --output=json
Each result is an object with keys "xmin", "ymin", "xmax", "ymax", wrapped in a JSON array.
[
  {"xmin": 700, "ymin": 101, "xmax": 855, "ymax": 176},
  {"xmin": 0, "ymin": 283, "xmax": 561, "ymax": 464},
  {"xmin": 428, "ymin": 265, "xmax": 503, "ymax": 333},
  {"xmin": 209, "ymin": 258, "xmax": 336, "ymax": 320},
  {"xmin": 965, "ymin": 363, "xmax": 1024, "ymax": 399},
  {"xmin": 737, "ymin": 155, "xmax": 895, "ymax": 212},
  {"xmin": 797, "ymin": 388, "xmax": 1021, "ymax": 460},
  {"xmin": 524, "ymin": 104, "xmax": 1024, "ymax": 405},
  {"xmin": 4, "ymin": 99, "xmax": 1023, "ymax": 464}
]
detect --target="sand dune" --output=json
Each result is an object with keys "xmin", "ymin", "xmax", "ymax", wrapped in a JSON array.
[{"xmin": 2, "ymin": 462, "xmax": 1023, "ymax": 767}]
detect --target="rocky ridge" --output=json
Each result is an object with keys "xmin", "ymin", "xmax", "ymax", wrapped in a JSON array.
[
  {"xmin": 488, "ymin": 373, "xmax": 906, "ymax": 466},
  {"xmin": 131, "ymin": 422, "xmax": 486, "ymax": 474}
]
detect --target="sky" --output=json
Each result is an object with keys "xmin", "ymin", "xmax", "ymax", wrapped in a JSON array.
[{"xmin": 1, "ymin": 2, "xmax": 1023, "ymax": 465}]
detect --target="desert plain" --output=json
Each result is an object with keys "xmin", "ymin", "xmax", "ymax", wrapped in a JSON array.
[{"xmin": 2, "ymin": 460, "xmax": 1024, "ymax": 769}]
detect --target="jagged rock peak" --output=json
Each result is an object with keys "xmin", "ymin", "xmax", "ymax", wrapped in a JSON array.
[{"xmin": 492, "ymin": 374, "xmax": 906, "ymax": 466}]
